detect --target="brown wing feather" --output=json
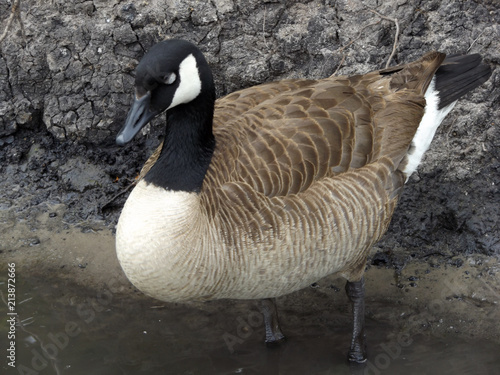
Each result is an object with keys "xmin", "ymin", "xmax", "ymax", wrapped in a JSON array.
[{"xmin": 144, "ymin": 52, "xmax": 445, "ymax": 202}]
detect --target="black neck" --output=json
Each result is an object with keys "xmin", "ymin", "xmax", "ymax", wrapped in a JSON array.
[{"xmin": 143, "ymin": 93, "xmax": 215, "ymax": 192}]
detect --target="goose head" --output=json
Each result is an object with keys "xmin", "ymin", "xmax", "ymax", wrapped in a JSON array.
[{"xmin": 116, "ymin": 39, "xmax": 215, "ymax": 146}]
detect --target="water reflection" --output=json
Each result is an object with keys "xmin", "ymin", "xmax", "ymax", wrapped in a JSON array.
[{"xmin": 1, "ymin": 275, "xmax": 499, "ymax": 375}]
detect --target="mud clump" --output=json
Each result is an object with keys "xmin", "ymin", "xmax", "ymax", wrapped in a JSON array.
[{"xmin": 0, "ymin": 126, "xmax": 154, "ymax": 227}]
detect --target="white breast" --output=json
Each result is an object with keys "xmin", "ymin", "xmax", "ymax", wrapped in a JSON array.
[{"xmin": 115, "ymin": 180, "xmax": 219, "ymax": 301}]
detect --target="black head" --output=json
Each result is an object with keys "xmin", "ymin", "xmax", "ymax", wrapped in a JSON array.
[{"xmin": 116, "ymin": 39, "xmax": 214, "ymax": 145}]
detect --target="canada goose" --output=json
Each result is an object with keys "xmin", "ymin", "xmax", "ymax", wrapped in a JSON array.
[{"xmin": 115, "ymin": 39, "xmax": 491, "ymax": 363}]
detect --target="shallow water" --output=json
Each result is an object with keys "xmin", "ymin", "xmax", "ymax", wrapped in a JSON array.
[{"xmin": 1, "ymin": 273, "xmax": 499, "ymax": 375}]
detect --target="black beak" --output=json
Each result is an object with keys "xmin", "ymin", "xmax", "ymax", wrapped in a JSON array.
[{"xmin": 116, "ymin": 92, "xmax": 159, "ymax": 146}]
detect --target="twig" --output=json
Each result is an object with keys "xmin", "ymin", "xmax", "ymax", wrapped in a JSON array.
[
  {"xmin": 330, "ymin": 21, "xmax": 381, "ymax": 77},
  {"xmin": 369, "ymin": 9, "xmax": 400, "ymax": 68},
  {"xmin": 338, "ymin": 21, "xmax": 381, "ymax": 55},
  {"xmin": 331, "ymin": 53, "xmax": 346, "ymax": 77},
  {"xmin": 0, "ymin": 1, "xmax": 18, "ymax": 43},
  {"xmin": 100, "ymin": 181, "xmax": 136, "ymax": 211},
  {"xmin": 0, "ymin": 0, "xmax": 24, "ymax": 44},
  {"xmin": 467, "ymin": 29, "xmax": 486, "ymax": 53}
]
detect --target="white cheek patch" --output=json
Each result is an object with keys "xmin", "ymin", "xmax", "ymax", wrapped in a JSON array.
[{"xmin": 168, "ymin": 54, "xmax": 202, "ymax": 110}]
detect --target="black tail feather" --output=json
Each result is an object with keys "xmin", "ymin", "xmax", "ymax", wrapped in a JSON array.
[{"xmin": 435, "ymin": 54, "xmax": 492, "ymax": 109}]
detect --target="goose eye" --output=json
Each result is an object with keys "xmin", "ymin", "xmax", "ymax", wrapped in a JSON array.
[{"xmin": 162, "ymin": 73, "xmax": 176, "ymax": 85}]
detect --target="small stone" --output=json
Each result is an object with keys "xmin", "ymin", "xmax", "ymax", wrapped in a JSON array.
[
  {"xmin": 450, "ymin": 258, "xmax": 464, "ymax": 268},
  {"xmin": 371, "ymin": 251, "xmax": 390, "ymax": 266},
  {"xmin": 120, "ymin": 4, "xmax": 137, "ymax": 22},
  {"xmin": 29, "ymin": 238, "xmax": 40, "ymax": 246}
]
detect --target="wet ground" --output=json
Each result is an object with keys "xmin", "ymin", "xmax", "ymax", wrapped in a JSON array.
[{"xmin": 1, "ymin": 215, "xmax": 499, "ymax": 375}]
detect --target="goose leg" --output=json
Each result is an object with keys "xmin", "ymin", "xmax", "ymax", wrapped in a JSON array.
[
  {"xmin": 259, "ymin": 298, "xmax": 286, "ymax": 344},
  {"xmin": 345, "ymin": 277, "xmax": 367, "ymax": 363}
]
